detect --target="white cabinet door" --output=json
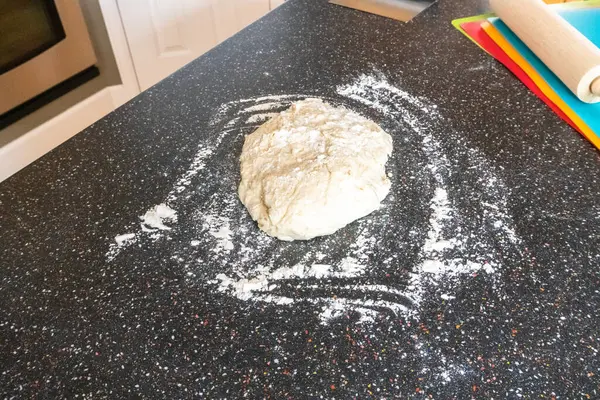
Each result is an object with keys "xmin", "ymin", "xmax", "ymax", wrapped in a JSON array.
[
  {"xmin": 211, "ymin": 0, "xmax": 271, "ymax": 43},
  {"xmin": 118, "ymin": 0, "xmax": 271, "ymax": 91}
]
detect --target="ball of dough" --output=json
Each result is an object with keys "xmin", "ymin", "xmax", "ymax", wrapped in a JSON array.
[{"xmin": 238, "ymin": 98, "xmax": 393, "ymax": 241}]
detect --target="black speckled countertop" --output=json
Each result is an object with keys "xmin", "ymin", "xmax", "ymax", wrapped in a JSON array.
[{"xmin": 2, "ymin": 0, "xmax": 600, "ymax": 398}]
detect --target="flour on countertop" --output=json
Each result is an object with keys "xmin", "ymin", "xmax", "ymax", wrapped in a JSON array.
[
  {"xmin": 337, "ymin": 73, "xmax": 521, "ymax": 309},
  {"xmin": 115, "ymin": 233, "xmax": 135, "ymax": 246},
  {"xmin": 197, "ymin": 214, "xmax": 234, "ymax": 253},
  {"xmin": 140, "ymin": 204, "xmax": 177, "ymax": 231},
  {"xmin": 106, "ymin": 72, "xmax": 523, "ymax": 327},
  {"xmin": 106, "ymin": 204, "xmax": 178, "ymax": 261},
  {"xmin": 105, "ymin": 126, "xmax": 230, "ymax": 261}
]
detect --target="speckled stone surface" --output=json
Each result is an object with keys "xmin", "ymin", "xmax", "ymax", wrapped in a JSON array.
[{"xmin": 1, "ymin": 0, "xmax": 600, "ymax": 398}]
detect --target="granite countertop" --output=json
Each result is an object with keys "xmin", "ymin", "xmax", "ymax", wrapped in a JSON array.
[{"xmin": 1, "ymin": 0, "xmax": 600, "ymax": 397}]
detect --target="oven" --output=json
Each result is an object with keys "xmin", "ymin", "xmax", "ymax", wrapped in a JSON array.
[{"xmin": 0, "ymin": 0, "xmax": 97, "ymax": 123}]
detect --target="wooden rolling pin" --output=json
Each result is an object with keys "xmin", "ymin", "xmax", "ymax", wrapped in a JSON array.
[{"xmin": 490, "ymin": 0, "xmax": 600, "ymax": 103}]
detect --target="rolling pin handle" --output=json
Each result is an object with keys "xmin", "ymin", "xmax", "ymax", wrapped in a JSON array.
[{"xmin": 592, "ymin": 77, "xmax": 600, "ymax": 97}]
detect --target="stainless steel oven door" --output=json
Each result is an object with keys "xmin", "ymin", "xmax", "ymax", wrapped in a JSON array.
[{"xmin": 0, "ymin": 0, "xmax": 97, "ymax": 116}]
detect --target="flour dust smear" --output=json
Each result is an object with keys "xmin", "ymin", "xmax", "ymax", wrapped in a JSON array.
[{"xmin": 106, "ymin": 73, "xmax": 523, "ymax": 327}]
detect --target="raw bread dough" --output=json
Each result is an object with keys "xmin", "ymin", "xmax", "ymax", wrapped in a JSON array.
[{"xmin": 238, "ymin": 98, "xmax": 393, "ymax": 241}]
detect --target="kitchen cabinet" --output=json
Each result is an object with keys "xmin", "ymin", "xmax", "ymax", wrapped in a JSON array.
[{"xmin": 117, "ymin": 0, "xmax": 275, "ymax": 90}]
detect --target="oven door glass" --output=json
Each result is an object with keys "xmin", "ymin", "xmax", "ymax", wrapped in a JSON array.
[{"xmin": 0, "ymin": 0, "xmax": 66, "ymax": 74}]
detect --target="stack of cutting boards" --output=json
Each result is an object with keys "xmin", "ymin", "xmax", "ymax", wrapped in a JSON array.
[{"xmin": 454, "ymin": 0, "xmax": 600, "ymax": 150}]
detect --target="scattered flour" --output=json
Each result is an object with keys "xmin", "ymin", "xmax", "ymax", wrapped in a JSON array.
[
  {"xmin": 337, "ymin": 73, "xmax": 521, "ymax": 308},
  {"xmin": 200, "ymin": 214, "xmax": 234, "ymax": 253},
  {"xmin": 140, "ymin": 204, "xmax": 177, "ymax": 231},
  {"xmin": 215, "ymin": 254, "xmax": 411, "ymax": 324},
  {"xmin": 215, "ymin": 262, "xmax": 355, "ymax": 301},
  {"xmin": 106, "ymin": 204, "xmax": 178, "ymax": 261},
  {"xmin": 115, "ymin": 233, "xmax": 135, "ymax": 246},
  {"xmin": 105, "ymin": 126, "xmax": 232, "ymax": 261},
  {"xmin": 106, "ymin": 72, "xmax": 522, "ymax": 326},
  {"xmin": 421, "ymin": 188, "xmax": 454, "ymax": 254}
]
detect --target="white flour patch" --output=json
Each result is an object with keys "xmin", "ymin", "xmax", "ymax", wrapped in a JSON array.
[
  {"xmin": 106, "ymin": 233, "xmax": 139, "ymax": 261},
  {"xmin": 215, "ymin": 262, "xmax": 359, "ymax": 301},
  {"xmin": 106, "ymin": 204, "xmax": 177, "ymax": 261},
  {"xmin": 140, "ymin": 204, "xmax": 177, "ymax": 231},
  {"xmin": 200, "ymin": 214, "xmax": 234, "ymax": 253},
  {"xmin": 224, "ymin": 118, "xmax": 240, "ymax": 128},
  {"xmin": 115, "ymin": 233, "xmax": 135, "ymax": 246},
  {"xmin": 421, "ymin": 188, "xmax": 454, "ymax": 254}
]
